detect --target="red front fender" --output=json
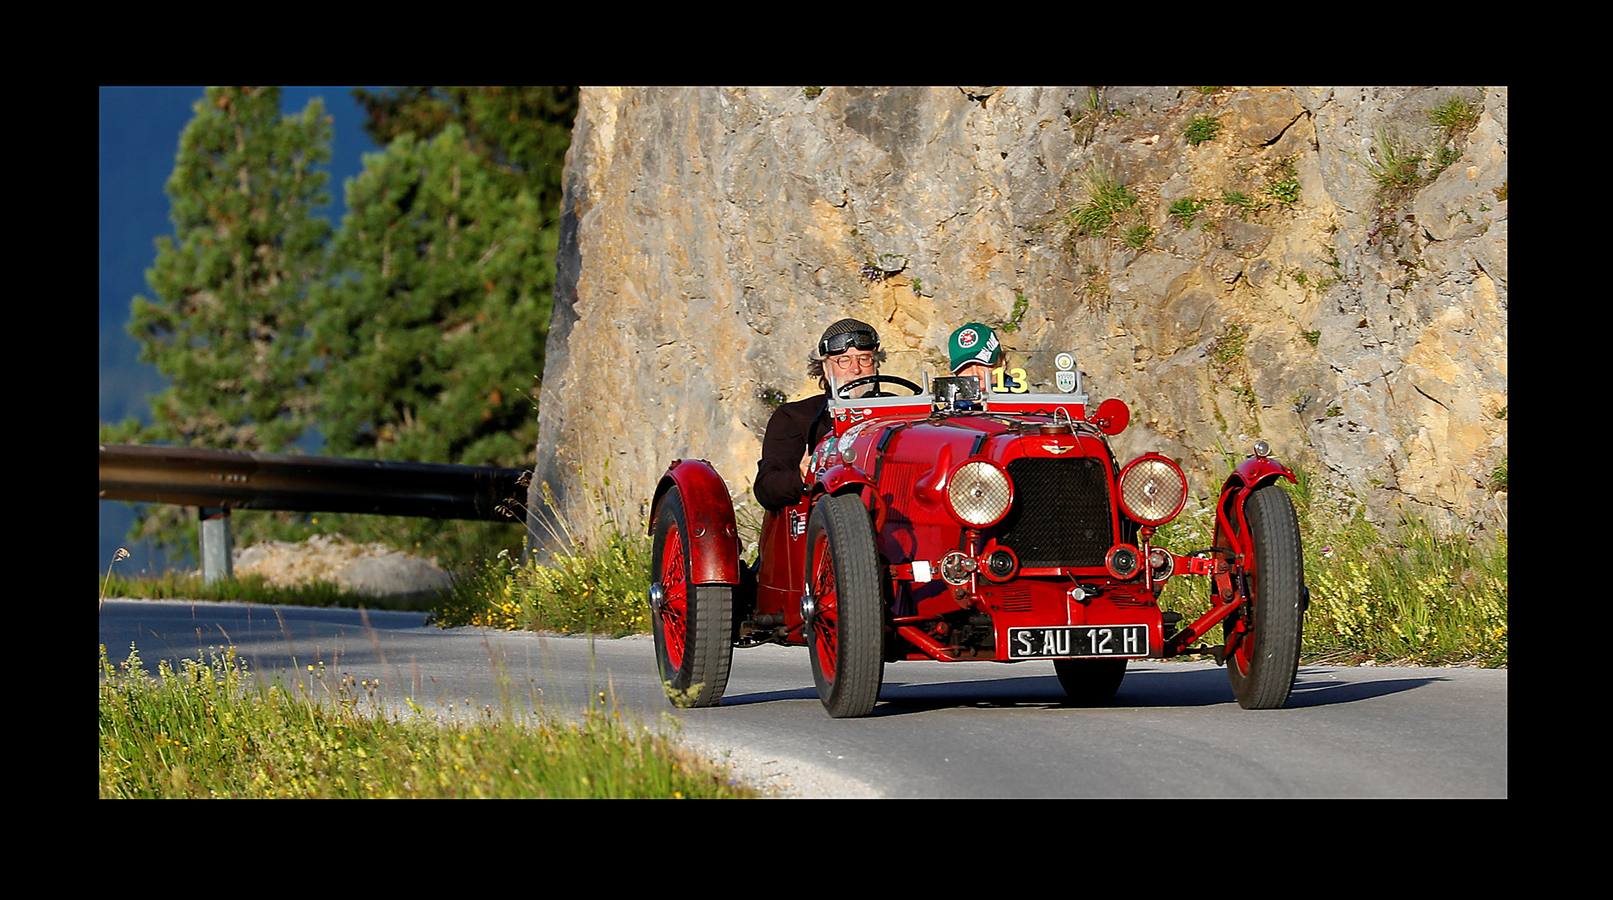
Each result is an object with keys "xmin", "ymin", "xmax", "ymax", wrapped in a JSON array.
[
  {"xmin": 649, "ymin": 459, "xmax": 740, "ymax": 586},
  {"xmin": 1215, "ymin": 455, "xmax": 1297, "ymax": 562},
  {"xmin": 811, "ymin": 463, "xmax": 874, "ymax": 501}
]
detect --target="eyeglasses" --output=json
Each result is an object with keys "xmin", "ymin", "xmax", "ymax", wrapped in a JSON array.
[
  {"xmin": 829, "ymin": 353, "xmax": 877, "ymax": 371},
  {"xmin": 819, "ymin": 330, "xmax": 879, "ymax": 357}
]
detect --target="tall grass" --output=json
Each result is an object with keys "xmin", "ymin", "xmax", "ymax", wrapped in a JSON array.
[
  {"xmin": 449, "ymin": 465, "xmax": 1507, "ymax": 666},
  {"xmin": 1151, "ymin": 471, "xmax": 1507, "ymax": 667},
  {"xmin": 436, "ymin": 470, "xmax": 653, "ymax": 634},
  {"xmin": 100, "ymin": 572, "xmax": 442, "ymax": 611},
  {"xmin": 1069, "ymin": 171, "xmax": 1140, "ymax": 237},
  {"xmin": 435, "ymin": 534, "xmax": 651, "ymax": 634},
  {"xmin": 98, "ymin": 644, "xmax": 754, "ymax": 799}
]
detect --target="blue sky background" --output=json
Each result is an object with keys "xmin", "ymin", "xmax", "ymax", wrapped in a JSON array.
[{"xmin": 98, "ymin": 86, "xmax": 381, "ymax": 572}]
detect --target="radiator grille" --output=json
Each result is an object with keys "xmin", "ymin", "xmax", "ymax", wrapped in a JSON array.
[{"xmin": 996, "ymin": 458, "xmax": 1113, "ymax": 567}]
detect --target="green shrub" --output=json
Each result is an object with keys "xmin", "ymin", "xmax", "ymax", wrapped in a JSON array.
[
  {"xmin": 999, "ymin": 291, "xmax": 1030, "ymax": 333},
  {"xmin": 1367, "ymin": 129, "xmax": 1424, "ymax": 209},
  {"xmin": 1220, "ymin": 189, "xmax": 1267, "ymax": 218},
  {"xmin": 1169, "ymin": 197, "xmax": 1209, "ymax": 227},
  {"xmin": 1185, "ymin": 115, "xmax": 1222, "ymax": 146},
  {"xmin": 1429, "ymin": 145, "xmax": 1461, "ymax": 178},
  {"xmin": 1123, "ymin": 224, "xmax": 1155, "ymax": 249},
  {"xmin": 756, "ymin": 385, "xmax": 788, "ymax": 409},
  {"xmin": 435, "ymin": 530, "xmax": 652, "ymax": 636},
  {"xmin": 1068, "ymin": 171, "xmax": 1139, "ymax": 236},
  {"xmin": 1152, "ymin": 481, "xmax": 1507, "ymax": 667},
  {"xmin": 1209, "ymin": 323, "xmax": 1248, "ymax": 369},
  {"xmin": 1429, "ymin": 97, "xmax": 1479, "ymax": 134},
  {"xmin": 1303, "ymin": 329, "xmax": 1321, "ymax": 347},
  {"xmin": 1265, "ymin": 158, "xmax": 1302, "ymax": 205}
]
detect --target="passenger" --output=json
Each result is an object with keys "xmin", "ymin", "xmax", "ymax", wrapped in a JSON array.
[
  {"xmin": 753, "ymin": 318, "xmax": 883, "ymax": 512},
  {"xmin": 947, "ymin": 321, "xmax": 1006, "ymax": 394}
]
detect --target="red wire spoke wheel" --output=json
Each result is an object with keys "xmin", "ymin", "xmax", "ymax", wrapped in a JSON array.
[
  {"xmin": 805, "ymin": 492, "xmax": 885, "ymax": 718},
  {"xmin": 661, "ymin": 524, "xmax": 688, "ymax": 670},
  {"xmin": 1221, "ymin": 486, "xmax": 1305, "ymax": 710},
  {"xmin": 811, "ymin": 533, "xmax": 839, "ymax": 682},
  {"xmin": 650, "ymin": 486, "xmax": 734, "ymax": 708}
]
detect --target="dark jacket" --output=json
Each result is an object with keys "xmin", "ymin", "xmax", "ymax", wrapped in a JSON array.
[{"xmin": 754, "ymin": 393, "xmax": 831, "ymax": 511}]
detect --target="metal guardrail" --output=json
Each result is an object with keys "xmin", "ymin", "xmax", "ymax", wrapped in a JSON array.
[{"xmin": 98, "ymin": 444, "xmax": 529, "ymax": 522}]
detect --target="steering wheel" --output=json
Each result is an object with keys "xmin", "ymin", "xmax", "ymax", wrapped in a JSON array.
[{"xmin": 834, "ymin": 374, "xmax": 925, "ymax": 400}]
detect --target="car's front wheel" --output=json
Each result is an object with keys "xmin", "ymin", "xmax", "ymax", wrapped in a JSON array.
[
  {"xmin": 1222, "ymin": 485, "xmax": 1305, "ymax": 709},
  {"xmin": 650, "ymin": 486, "xmax": 733, "ymax": 708},
  {"xmin": 805, "ymin": 492, "xmax": 885, "ymax": 718}
]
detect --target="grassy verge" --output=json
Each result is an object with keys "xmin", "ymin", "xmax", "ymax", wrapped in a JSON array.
[
  {"xmin": 101, "ymin": 572, "xmax": 445, "ymax": 612},
  {"xmin": 433, "ymin": 531, "xmax": 650, "ymax": 634},
  {"xmin": 99, "ymin": 644, "xmax": 754, "ymax": 799},
  {"xmin": 452, "ymin": 472, "xmax": 1506, "ymax": 667},
  {"xmin": 1152, "ymin": 472, "xmax": 1507, "ymax": 667}
]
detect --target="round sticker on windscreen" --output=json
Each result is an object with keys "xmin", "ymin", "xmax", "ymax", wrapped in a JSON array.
[{"xmin": 1055, "ymin": 352, "xmax": 1075, "ymax": 371}]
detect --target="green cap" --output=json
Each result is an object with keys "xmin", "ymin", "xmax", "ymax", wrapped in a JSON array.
[{"xmin": 948, "ymin": 322, "xmax": 1002, "ymax": 372}]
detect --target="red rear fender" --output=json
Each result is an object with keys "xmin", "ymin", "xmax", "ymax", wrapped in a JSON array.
[{"xmin": 650, "ymin": 459, "xmax": 740, "ymax": 586}]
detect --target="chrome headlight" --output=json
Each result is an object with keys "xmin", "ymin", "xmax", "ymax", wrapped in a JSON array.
[
  {"xmin": 946, "ymin": 460, "xmax": 1014, "ymax": 527},
  {"xmin": 1118, "ymin": 454, "xmax": 1188, "ymax": 526}
]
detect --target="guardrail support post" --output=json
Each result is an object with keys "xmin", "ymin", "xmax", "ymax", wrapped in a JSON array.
[{"xmin": 199, "ymin": 506, "xmax": 233, "ymax": 583}]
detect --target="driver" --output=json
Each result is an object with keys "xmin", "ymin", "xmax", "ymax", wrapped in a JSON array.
[{"xmin": 754, "ymin": 318, "xmax": 882, "ymax": 512}]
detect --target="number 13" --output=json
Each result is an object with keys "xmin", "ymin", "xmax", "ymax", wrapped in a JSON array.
[{"xmin": 992, "ymin": 367, "xmax": 1029, "ymax": 394}]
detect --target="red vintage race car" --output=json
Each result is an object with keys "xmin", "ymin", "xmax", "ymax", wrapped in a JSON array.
[{"xmin": 647, "ymin": 350, "xmax": 1307, "ymax": 718}]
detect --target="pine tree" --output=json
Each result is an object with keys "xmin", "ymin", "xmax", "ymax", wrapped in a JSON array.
[
  {"xmin": 131, "ymin": 86, "xmax": 331, "ymax": 449},
  {"xmin": 315, "ymin": 125, "xmax": 548, "ymax": 465},
  {"xmin": 123, "ymin": 87, "xmax": 332, "ymax": 555},
  {"xmin": 352, "ymin": 86, "xmax": 576, "ymax": 219},
  {"xmin": 302, "ymin": 126, "xmax": 552, "ymax": 560}
]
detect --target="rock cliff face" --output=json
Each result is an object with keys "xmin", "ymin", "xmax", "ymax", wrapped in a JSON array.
[{"xmin": 530, "ymin": 86, "xmax": 1507, "ymax": 539}]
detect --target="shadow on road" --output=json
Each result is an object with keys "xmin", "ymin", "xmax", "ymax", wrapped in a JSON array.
[{"xmin": 720, "ymin": 665, "xmax": 1445, "ymax": 716}]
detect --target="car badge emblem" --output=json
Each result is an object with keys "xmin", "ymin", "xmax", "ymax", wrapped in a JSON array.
[
  {"xmin": 1056, "ymin": 370, "xmax": 1077, "ymax": 392},
  {"xmin": 1043, "ymin": 443, "xmax": 1073, "ymax": 454}
]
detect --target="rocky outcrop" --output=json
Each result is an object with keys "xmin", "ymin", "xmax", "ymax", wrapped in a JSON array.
[
  {"xmin": 531, "ymin": 86, "xmax": 1507, "ymax": 537},
  {"xmin": 234, "ymin": 534, "xmax": 453, "ymax": 596}
]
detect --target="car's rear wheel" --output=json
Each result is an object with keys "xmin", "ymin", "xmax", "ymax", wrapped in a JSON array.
[
  {"xmin": 1053, "ymin": 658, "xmax": 1127, "ymax": 706},
  {"xmin": 650, "ymin": 486, "xmax": 733, "ymax": 708},
  {"xmin": 1222, "ymin": 485, "xmax": 1304, "ymax": 709},
  {"xmin": 806, "ymin": 492, "xmax": 885, "ymax": 718}
]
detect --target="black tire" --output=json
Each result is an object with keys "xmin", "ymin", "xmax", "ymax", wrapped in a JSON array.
[
  {"xmin": 1224, "ymin": 486, "xmax": 1305, "ymax": 709},
  {"xmin": 805, "ymin": 492, "xmax": 885, "ymax": 718},
  {"xmin": 650, "ymin": 487, "xmax": 734, "ymax": 708},
  {"xmin": 1053, "ymin": 658, "xmax": 1128, "ymax": 706}
]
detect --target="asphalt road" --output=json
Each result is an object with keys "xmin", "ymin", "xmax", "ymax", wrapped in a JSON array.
[{"xmin": 99, "ymin": 599, "xmax": 1508, "ymax": 798}]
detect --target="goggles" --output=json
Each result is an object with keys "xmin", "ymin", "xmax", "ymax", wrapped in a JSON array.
[{"xmin": 819, "ymin": 329, "xmax": 879, "ymax": 357}]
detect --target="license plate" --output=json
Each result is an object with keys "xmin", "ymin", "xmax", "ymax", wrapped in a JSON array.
[{"xmin": 1007, "ymin": 625, "xmax": 1149, "ymax": 659}]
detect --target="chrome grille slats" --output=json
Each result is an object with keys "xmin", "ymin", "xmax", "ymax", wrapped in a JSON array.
[{"xmin": 996, "ymin": 458, "xmax": 1113, "ymax": 567}]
